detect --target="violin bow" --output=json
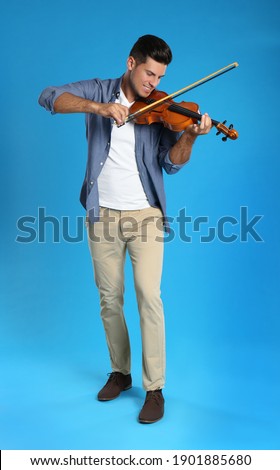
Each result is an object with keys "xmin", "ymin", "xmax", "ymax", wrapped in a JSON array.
[{"xmin": 126, "ymin": 62, "xmax": 239, "ymax": 123}]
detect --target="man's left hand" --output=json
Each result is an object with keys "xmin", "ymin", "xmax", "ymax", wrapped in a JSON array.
[{"xmin": 184, "ymin": 113, "xmax": 212, "ymax": 137}]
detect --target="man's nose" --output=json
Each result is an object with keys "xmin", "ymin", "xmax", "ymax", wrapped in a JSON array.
[{"xmin": 149, "ymin": 77, "xmax": 160, "ymax": 88}]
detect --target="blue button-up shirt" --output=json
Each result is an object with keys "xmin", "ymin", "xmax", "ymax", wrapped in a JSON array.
[{"xmin": 38, "ymin": 76, "xmax": 186, "ymax": 229}]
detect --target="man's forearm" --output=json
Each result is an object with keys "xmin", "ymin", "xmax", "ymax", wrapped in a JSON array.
[
  {"xmin": 53, "ymin": 92, "xmax": 99, "ymax": 113},
  {"xmin": 53, "ymin": 92, "xmax": 129, "ymax": 125},
  {"xmin": 169, "ymin": 113, "xmax": 213, "ymax": 164},
  {"xmin": 169, "ymin": 131, "xmax": 197, "ymax": 165}
]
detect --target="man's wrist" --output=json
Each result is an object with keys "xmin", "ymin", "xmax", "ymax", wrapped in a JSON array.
[
  {"xmin": 182, "ymin": 128, "xmax": 197, "ymax": 145},
  {"xmin": 89, "ymin": 101, "xmax": 102, "ymax": 114}
]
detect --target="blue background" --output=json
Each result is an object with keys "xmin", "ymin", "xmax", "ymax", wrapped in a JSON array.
[{"xmin": 1, "ymin": 0, "xmax": 279, "ymax": 450}]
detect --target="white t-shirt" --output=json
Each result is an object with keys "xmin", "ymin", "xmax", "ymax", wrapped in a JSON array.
[{"xmin": 97, "ymin": 89, "xmax": 150, "ymax": 210}]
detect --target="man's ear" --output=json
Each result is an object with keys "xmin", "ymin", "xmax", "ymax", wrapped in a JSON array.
[{"xmin": 127, "ymin": 56, "xmax": 136, "ymax": 71}]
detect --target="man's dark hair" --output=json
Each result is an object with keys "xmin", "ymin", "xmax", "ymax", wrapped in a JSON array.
[{"xmin": 129, "ymin": 34, "xmax": 172, "ymax": 65}]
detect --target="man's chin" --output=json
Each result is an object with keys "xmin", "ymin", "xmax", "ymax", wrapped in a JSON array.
[{"xmin": 138, "ymin": 89, "xmax": 154, "ymax": 99}]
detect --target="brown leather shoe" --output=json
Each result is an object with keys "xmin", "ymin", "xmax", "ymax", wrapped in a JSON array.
[
  {"xmin": 97, "ymin": 372, "xmax": 132, "ymax": 401},
  {"xmin": 138, "ymin": 390, "xmax": 164, "ymax": 423}
]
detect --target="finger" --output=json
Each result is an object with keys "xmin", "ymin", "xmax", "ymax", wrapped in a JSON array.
[
  {"xmin": 200, "ymin": 113, "xmax": 212, "ymax": 133},
  {"xmin": 201, "ymin": 115, "xmax": 205, "ymax": 130},
  {"xmin": 116, "ymin": 105, "xmax": 129, "ymax": 125},
  {"xmin": 204, "ymin": 113, "xmax": 212, "ymax": 132},
  {"xmin": 122, "ymin": 105, "xmax": 130, "ymax": 118},
  {"xmin": 204, "ymin": 112, "xmax": 211, "ymax": 124},
  {"xmin": 114, "ymin": 110, "xmax": 126, "ymax": 125}
]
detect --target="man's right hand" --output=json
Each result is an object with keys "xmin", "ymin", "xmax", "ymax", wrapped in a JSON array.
[{"xmin": 94, "ymin": 102, "xmax": 129, "ymax": 126}]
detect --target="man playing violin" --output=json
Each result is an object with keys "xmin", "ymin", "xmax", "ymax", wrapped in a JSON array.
[{"xmin": 39, "ymin": 34, "xmax": 211, "ymax": 424}]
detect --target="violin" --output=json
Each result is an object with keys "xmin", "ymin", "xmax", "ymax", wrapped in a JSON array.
[
  {"xmin": 123, "ymin": 62, "xmax": 239, "ymax": 142},
  {"xmin": 128, "ymin": 90, "xmax": 238, "ymax": 141}
]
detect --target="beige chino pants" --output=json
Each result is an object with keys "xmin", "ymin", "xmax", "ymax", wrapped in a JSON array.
[{"xmin": 87, "ymin": 206, "xmax": 165, "ymax": 391}]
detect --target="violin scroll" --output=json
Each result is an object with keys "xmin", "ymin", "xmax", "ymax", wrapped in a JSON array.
[{"xmin": 215, "ymin": 120, "xmax": 238, "ymax": 142}]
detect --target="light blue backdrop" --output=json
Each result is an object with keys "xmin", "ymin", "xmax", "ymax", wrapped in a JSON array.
[{"xmin": 1, "ymin": 0, "xmax": 279, "ymax": 450}]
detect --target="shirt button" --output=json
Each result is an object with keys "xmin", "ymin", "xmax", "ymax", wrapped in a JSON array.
[
  {"xmin": 90, "ymin": 181, "xmax": 93, "ymax": 185},
  {"xmin": 100, "ymin": 162, "xmax": 103, "ymax": 166}
]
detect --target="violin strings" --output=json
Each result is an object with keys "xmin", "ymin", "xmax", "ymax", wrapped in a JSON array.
[{"xmin": 168, "ymin": 102, "xmax": 219, "ymax": 126}]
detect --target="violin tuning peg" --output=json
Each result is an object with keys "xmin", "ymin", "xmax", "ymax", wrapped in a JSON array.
[
  {"xmin": 229, "ymin": 123, "xmax": 233, "ymax": 129},
  {"xmin": 222, "ymin": 136, "xmax": 228, "ymax": 142},
  {"xmin": 216, "ymin": 130, "xmax": 221, "ymax": 136},
  {"xmin": 222, "ymin": 120, "xmax": 227, "ymax": 125}
]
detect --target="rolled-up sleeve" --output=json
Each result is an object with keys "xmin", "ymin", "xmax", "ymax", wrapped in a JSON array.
[
  {"xmin": 161, "ymin": 150, "xmax": 188, "ymax": 174},
  {"xmin": 38, "ymin": 79, "xmax": 98, "ymax": 114}
]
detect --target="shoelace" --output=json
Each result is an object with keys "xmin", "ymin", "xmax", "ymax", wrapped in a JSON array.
[
  {"xmin": 107, "ymin": 372, "xmax": 119, "ymax": 382},
  {"xmin": 106, "ymin": 372, "xmax": 126, "ymax": 386},
  {"xmin": 145, "ymin": 390, "xmax": 163, "ymax": 406}
]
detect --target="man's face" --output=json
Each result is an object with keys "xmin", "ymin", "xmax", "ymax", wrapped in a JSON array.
[{"xmin": 127, "ymin": 56, "xmax": 167, "ymax": 99}]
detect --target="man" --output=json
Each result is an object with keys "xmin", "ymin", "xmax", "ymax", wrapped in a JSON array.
[{"xmin": 39, "ymin": 34, "xmax": 211, "ymax": 424}]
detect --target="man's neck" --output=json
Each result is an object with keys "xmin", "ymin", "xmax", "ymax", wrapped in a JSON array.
[{"xmin": 121, "ymin": 72, "xmax": 136, "ymax": 103}]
